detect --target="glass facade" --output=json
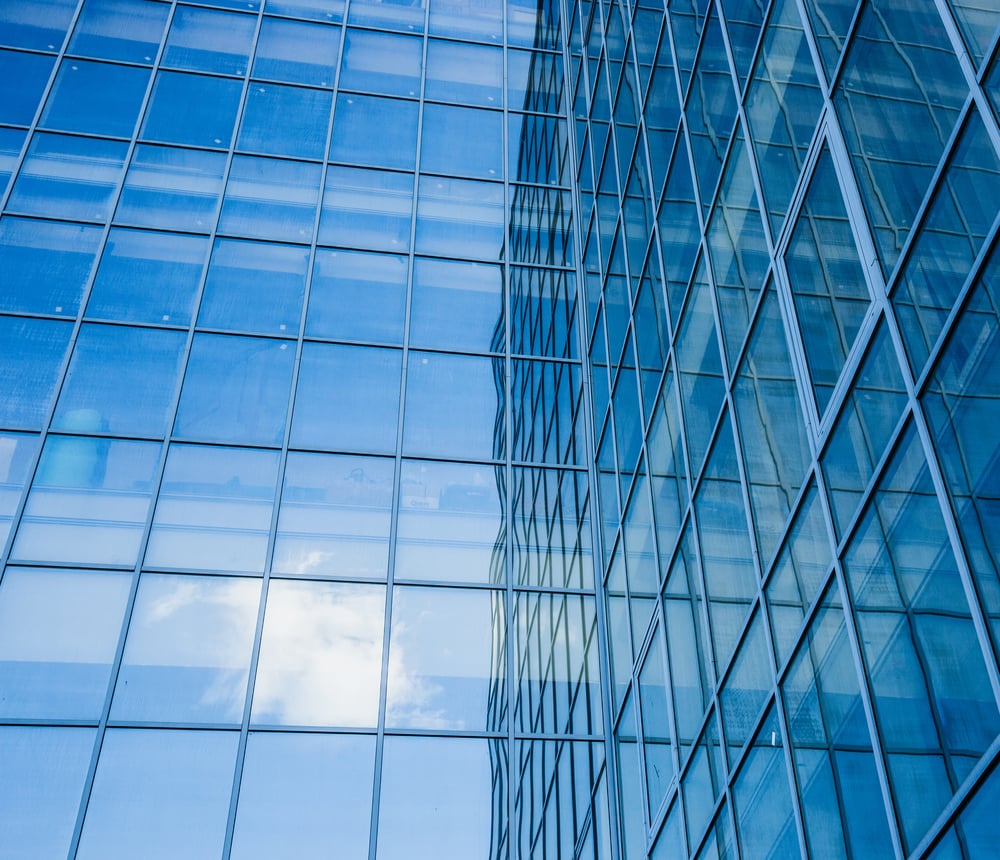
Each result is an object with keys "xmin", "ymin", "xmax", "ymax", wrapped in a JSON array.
[{"xmin": 0, "ymin": 0, "xmax": 997, "ymax": 858}]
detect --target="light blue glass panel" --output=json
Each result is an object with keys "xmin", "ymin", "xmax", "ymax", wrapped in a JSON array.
[
  {"xmin": 87, "ymin": 228, "xmax": 208, "ymax": 325},
  {"xmin": 41, "ymin": 59, "xmax": 149, "ymax": 138},
  {"xmin": 0, "ymin": 432, "xmax": 37, "ymax": 548},
  {"xmin": 420, "ymin": 103, "xmax": 504, "ymax": 179},
  {"xmin": 0, "ymin": 316, "xmax": 72, "ymax": 429},
  {"xmin": 339, "ymin": 29, "xmax": 422, "ymax": 97},
  {"xmin": 946, "ymin": 0, "xmax": 999, "ymax": 66},
  {"xmin": 0, "ymin": 567, "xmax": 130, "ymax": 719},
  {"xmin": 111, "ymin": 573, "xmax": 260, "ymax": 723},
  {"xmin": 0, "ymin": 127, "xmax": 24, "ymax": 191},
  {"xmin": 425, "ymin": 39, "xmax": 502, "ymax": 105},
  {"xmin": 404, "ymin": 351, "xmax": 504, "ymax": 460},
  {"xmin": 508, "ymin": 47, "xmax": 563, "ymax": 114},
  {"xmin": 142, "ymin": 70, "xmax": 243, "ymax": 148},
  {"xmin": 638, "ymin": 628, "xmax": 673, "ymax": 812},
  {"xmin": 117, "ymin": 144, "xmax": 227, "ymax": 233},
  {"xmin": 198, "ymin": 238, "xmax": 308, "ymax": 335},
  {"xmin": 145, "ymin": 444, "xmax": 280, "ymax": 573},
  {"xmin": 0, "ymin": 0, "xmax": 77, "ymax": 50},
  {"xmin": 507, "ymin": 113, "xmax": 570, "ymax": 187},
  {"xmin": 68, "ymin": 0, "xmax": 169, "ymax": 63},
  {"xmin": 238, "ymin": 83, "xmax": 332, "ymax": 160},
  {"xmin": 264, "ymin": 0, "xmax": 345, "ymax": 21},
  {"xmin": 377, "ymin": 736, "xmax": 504, "ymax": 859},
  {"xmin": 0, "ymin": 49, "xmax": 54, "ymax": 125},
  {"xmin": 926, "ymin": 764, "xmax": 1000, "ymax": 860},
  {"xmin": 720, "ymin": 611, "xmax": 773, "ymax": 761},
  {"xmin": 174, "ymin": 334, "xmax": 295, "ymax": 446},
  {"xmin": 509, "ymin": 265, "xmax": 576, "ymax": 359},
  {"xmin": 162, "ymin": 5, "xmax": 255, "ymax": 74},
  {"xmin": 349, "ymin": 0, "xmax": 425, "ymax": 31},
  {"xmin": 231, "ymin": 733, "xmax": 375, "ymax": 860},
  {"xmin": 0, "ymin": 726, "xmax": 95, "ymax": 860},
  {"xmin": 800, "ymin": 0, "xmax": 858, "ymax": 79},
  {"xmin": 8, "ymin": 133, "xmax": 128, "ymax": 221},
  {"xmin": 253, "ymin": 16, "xmax": 341, "ymax": 86},
  {"xmin": 508, "ymin": 185, "xmax": 573, "ymax": 266},
  {"xmin": 77, "ymin": 729, "xmax": 239, "ymax": 860},
  {"xmin": 415, "ymin": 176, "xmax": 505, "ymax": 259},
  {"xmin": 0, "ymin": 217, "xmax": 103, "ymax": 316},
  {"xmin": 12, "ymin": 436, "xmax": 160, "ymax": 565},
  {"xmin": 306, "ymin": 248, "xmax": 407, "ymax": 343},
  {"xmin": 428, "ymin": 0, "xmax": 502, "ymax": 41},
  {"xmin": 509, "ymin": 0, "xmax": 558, "ymax": 48},
  {"xmin": 273, "ymin": 451, "xmax": 393, "ymax": 577},
  {"xmin": 319, "ymin": 166, "xmax": 413, "ymax": 251},
  {"xmin": 291, "ymin": 343, "xmax": 402, "ymax": 453},
  {"xmin": 615, "ymin": 693, "xmax": 646, "ymax": 858},
  {"xmin": 329, "ymin": 93, "xmax": 418, "ymax": 170},
  {"xmin": 511, "ymin": 358, "xmax": 584, "ymax": 465},
  {"xmin": 396, "ymin": 459, "xmax": 503, "ymax": 584},
  {"xmin": 657, "ymin": 144, "xmax": 701, "ymax": 320},
  {"xmin": 52, "ymin": 324, "xmax": 186, "ymax": 438},
  {"xmin": 219, "ymin": 155, "xmax": 322, "ymax": 243},
  {"xmin": 251, "ymin": 580, "xmax": 385, "ymax": 726},
  {"xmin": 410, "ymin": 258, "xmax": 503, "ymax": 352}
]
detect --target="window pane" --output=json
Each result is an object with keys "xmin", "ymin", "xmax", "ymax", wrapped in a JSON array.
[
  {"xmin": 111, "ymin": 574, "xmax": 260, "ymax": 723},
  {"xmin": 414, "ymin": 176, "xmax": 505, "ymax": 259},
  {"xmin": 0, "ymin": 432, "xmax": 37, "ymax": 548},
  {"xmin": 251, "ymin": 579, "xmax": 385, "ymax": 727},
  {"xmin": 68, "ymin": 0, "xmax": 169, "ymax": 64},
  {"xmin": 0, "ymin": 0, "xmax": 77, "ymax": 50},
  {"xmin": 238, "ymin": 83, "xmax": 332, "ymax": 160},
  {"xmin": 329, "ymin": 93, "xmax": 418, "ymax": 171},
  {"xmin": 0, "ymin": 316, "xmax": 73, "ymax": 429},
  {"xmin": 409, "ymin": 258, "xmax": 503, "ymax": 352},
  {"xmin": 0, "ymin": 49, "xmax": 54, "ymax": 125},
  {"xmin": 319, "ymin": 166, "xmax": 413, "ymax": 252},
  {"xmin": 162, "ymin": 5, "xmax": 255, "ymax": 74},
  {"xmin": 425, "ymin": 39, "xmax": 502, "ymax": 105},
  {"xmin": 142, "ymin": 71, "xmax": 243, "ymax": 148},
  {"xmin": 419, "ymin": 104, "xmax": 504, "ymax": 179},
  {"xmin": 219, "ymin": 155, "xmax": 322, "ymax": 242},
  {"xmin": 145, "ymin": 444, "xmax": 280, "ymax": 573},
  {"xmin": 40, "ymin": 59, "xmax": 149, "ymax": 138},
  {"xmin": 339, "ymin": 29, "xmax": 422, "ymax": 97},
  {"xmin": 253, "ymin": 16, "xmax": 340, "ymax": 85}
]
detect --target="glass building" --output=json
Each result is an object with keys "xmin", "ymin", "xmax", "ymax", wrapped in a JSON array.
[{"xmin": 0, "ymin": 0, "xmax": 998, "ymax": 857}]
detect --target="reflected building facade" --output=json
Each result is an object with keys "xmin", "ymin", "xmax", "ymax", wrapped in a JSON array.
[{"xmin": 0, "ymin": 0, "xmax": 999, "ymax": 858}]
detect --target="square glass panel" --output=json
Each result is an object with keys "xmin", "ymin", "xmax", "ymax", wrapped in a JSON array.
[
  {"xmin": 142, "ymin": 70, "xmax": 243, "ymax": 148},
  {"xmin": 419, "ymin": 104, "xmax": 504, "ymax": 179},
  {"xmin": 0, "ymin": 49, "xmax": 54, "ymax": 125},
  {"xmin": 414, "ymin": 176, "xmax": 505, "ymax": 259},
  {"xmin": 0, "ymin": 0, "xmax": 78, "ymax": 50},
  {"xmin": 319, "ymin": 166, "xmax": 413, "ymax": 252},
  {"xmin": 68, "ymin": 0, "xmax": 169, "ymax": 64},
  {"xmin": 253, "ymin": 16, "xmax": 341, "ymax": 85},
  {"xmin": 162, "ymin": 5, "xmax": 255, "ymax": 74},
  {"xmin": 238, "ymin": 83, "xmax": 332, "ymax": 160},
  {"xmin": 409, "ymin": 258, "xmax": 503, "ymax": 353},
  {"xmin": 425, "ymin": 39, "xmax": 502, "ymax": 105},
  {"xmin": 220, "ymin": 155, "xmax": 322, "ymax": 242},
  {"xmin": 40, "ymin": 59, "xmax": 149, "ymax": 138},
  {"xmin": 339, "ymin": 29, "xmax": 422, "ymax": 97},
  {"xmin": 329, "ymin": 93, "xmax": 418, "ymax": 171}
]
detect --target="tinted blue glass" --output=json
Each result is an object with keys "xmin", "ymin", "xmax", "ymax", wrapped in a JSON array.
[
  {"xmin": 428, "ymin": 0, "xmax": 502, "ymax": 41},
  {"xmin": 0, "ymin": 127, "xmax": 24, "ymax": 191},
  {"xmin": 403, "ymin": 351, "xmax": 504, "ymax": 460},
  {"xmin": 425, "ymin": 39, "xmax": 502, "ymax": 105},
  {"xmin": 238, "ymin": 83, "xmax": 332, "ymax": 160},
  {"xmin": 0, "ymin": 316, "xmax": 72, "ymax": 429},
  {"xmin": 420, "ymin": 104, "xmax": 504, "ymax": 179},
  {"xmin": 339, "ymin": 29, "xmax": 422, "ymax": 96},
  {"xmin": 219, "ymin": 155, "xmax": 322, "ymax": 242},
  {"xmin": 253, "ymin": 16, "xmax": 341, "ymax": 85},
  {"xmin": 329, "ymin": 93, "xmax": 418, "ymax": 170},
  {"xmin": 116, "ymin": 144, "xmax": 228, "ymax": 232},
  {"xmin": 8, "ymin": 133, "xmax": 128, "ymax": 221},
  {"xmin": 52, "ymin": 325, "xmax": 186, "ymax": 437},
  {"xmin": 349, "ymin": 0, "xmax": 425, "ymax": 31},
  {"xmin": 264, "ymin": 0, "xmax": 345, "ymax": 21},
  {"xmin": 306, "ymin": 248, "xmax": 407, "ymax": 343},
  {"xmin": 41, "ymin": 59, "xmax": 150, "ymax": 137},
  {"xmin": 175, "ymin": 334, "xmax": 296, "ymax": 446},
  {"xmin": 0, "ymin": 727, "xmax": 95, "ymax": 860},
  {"xmin": 0, "ymin": 0, "xmax": 77, "ymax": 50},
  {"xmin": 414, "ymin": 176, "xmax": 505, "ymax": 259},
  {"xmin": 87, "ymin": 228, "xmax": 208, "ymax": 325},
  {"xmin": 0, "ymin": 432, "xmax": 38, "ymax": 548},
  {"xmin": 0, "ymin": 49, "xmax": 53, "ymax": 125},
  {"xmin": 410, "ymin": 258, "xmax": 503, "ymax": 352},
  {"xmin": 291, "ymin": 343, "xmax": 402, "ymax": 453},
  {"xmin": 68, "ymin": 0, "xmax": 169, "ymax": 63},
  {"xmin": 199, "ymin": 238, "xmax": 308, "ymax": 334},
  {"xmin": 142, "ymin": 70, "xmax": 243, "ymax": 148},
  {"xmin": 319, "ymin": 167, "xmax": 413, "ymax": 251},
  {"xmin": 77, "ymin": 729, "xmax": 239, "ymax": 860},
  {"xmin": 0, "ymin": 217, "xmax": 103, "ymax": 316},
  {"xmin": 162, "ymin": 5, "xmax": 255, "ymax": 74}
]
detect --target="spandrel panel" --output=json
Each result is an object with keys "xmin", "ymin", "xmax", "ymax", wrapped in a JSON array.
[
  {"xmin": 385, "ymin": 585, "xmax": 506, "ymax": 730},
  {"xmin": 396, "ymin": 459, "xmax": 504, "ymax": 585},
  {"xmin": 8, "ymin": 132, "xmax": 128, "ymax": 222},
  {"xmin": 339, "ymin": 29, "xmax": 422, "ymax": 97},
  {"xmin": 509, "ymin": 266, "xmax": 576, "ymax": 359},
  {"xmin": 145, "ymin": 444, "xmax": 280, "ymax": 573},
  {"xmin": 511, "ymin": 466, "xmax": 593, "ymax": 589},
  {"xmin": 77, "ymin": 729, "xmax": 239, "ymax": 860},
  {"xmin": 0, "ymin": 432, "xmax": 37, "ymax": 547},
  {"xmin": 231, "ymin": 732, "xmax": 375, "ymax": 860},
  {"xmin": 291, "ymin": 343, "xmax": 402, "ymax": 454},
  {"xmin": 68, "ymin": 0, "xmax": 169, "ymax": 64},
  {"xmin": 251, "ymin": 580, "xmax": 385, "ymax": 727},
  {"xmin": 141, "ymin": 71, "xmax": 243, "ymax": 149},
  {"xmin": 329, "ymin": 93, "xmax": 418, "ymax": 171},
  {"xmin": 0, "ymin": 726, "xmax": 95, "ymax": 860},
  {"xmin": 0, "ymin": 49, "xmax": 54, "ymax": 125},
  {"xmin": 0, "ymin": 0, "xmax": 77, "ymax": 50},
  {"xmin": 219, "ymin": 155, "xmax": 322, "ymax": 243},
  {"xmin": 403, "ymin": 351, "xmax": 504, "ymax": 461},
  {"xmin": 238, "ymin": 83, "xmax": 332, "ymax": 160},
  {"xmin": 52, "ymin": 324, "xmax": 186, "ymax": 438},
  {"xmin": 111, "ymin": 574, "xmax": 260, "ymax": 724},
  {"xmin": 198, "ymin": 238, "xmax": 309, "ymax": 335},
  {"xmin": 174, "ymin": 333, "xmax": 296, "ymax": 446},
  {"xmin": 377, "ymin": 736, "xmax": 505, "ymax": 860},
  {"xmin": 0, "ymin": 316, "xmax": 72, "ymax": 429},
  {"xmin": 87, "ymin": 228, "xmax": 208, "ymax": 325},
  {"xmin": 306, "ymin": 248, "xmax": 407, "ymax": 344},
  {"xmin": 253, "ymin": 16, "xmax": 341, "ymax": 86},
  {"xmin": 0, "ymin": 217, "xmax": 103, "ymax": 317},
  {"xmin": 161, "ymin": 5, "xmax": 255, "ymax": 75},
  {"xmin": 415, "ymin": 176, "xmax": 505, "ymax": 259},
  {"xmin": 273, "ymin": 452, "xmax": 393, "ymax": 578},
  {"xmin": 425, "ymin": 39, "xmax": 502, "ymax": 106},
  {"xmin": 0, "ymin": 568, "xmax": 130, "ymax": 720},
  {"xmin": 410, "ymin": 258, "xmax": 503, "ymax": 353},
  {"xmin": 420, "ymin": 103, "xmax": 504, "ymax": 180},
  {"xmin": 117, "ymin": 144, "xmax": 227, "ymax": 233},
  {"xmin": 40, "ymin": 59, "xmax": 149, "ymax": 138},
  {"xmin": 319, "ymin": 166, "xmax": 413, "ymax": 252},
  {"xmin": 12, "ymin": 436, "xmax": 160, "ymax": 566}
]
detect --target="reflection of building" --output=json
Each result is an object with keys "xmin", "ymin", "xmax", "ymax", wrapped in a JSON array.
[{"xmin": 0, "ymin": 0, "xmax": 999, "ymax": 858}]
